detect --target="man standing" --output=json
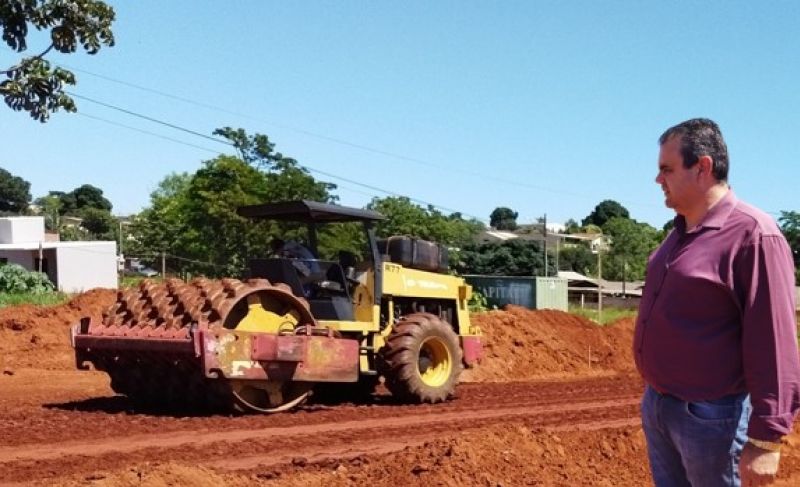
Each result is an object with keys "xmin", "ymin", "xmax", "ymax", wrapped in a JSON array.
[{"xmin": 635, "ymin": 118, "xmax": 800, "ymax": 486}]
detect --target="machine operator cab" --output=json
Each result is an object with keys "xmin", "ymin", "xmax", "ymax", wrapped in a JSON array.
[{"xmin": 237, "ymin": 200, "xmax": 385, "ymax": 322}]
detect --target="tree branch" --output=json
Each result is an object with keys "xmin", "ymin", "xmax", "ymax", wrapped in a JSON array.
[{"xmin": 0, "ymin": 43, "xmax": 55, "ymax": 75}]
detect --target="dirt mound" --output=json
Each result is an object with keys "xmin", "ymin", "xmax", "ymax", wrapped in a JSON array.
[
  {"xmin": 0, "ymin": 289, "xmax": 116, "ymax": 371},
  {"xmin": 47, "ymin": 462, "xmax": 242, "ymax": 487},
  {"xmin": 0, "ymin": 288, "xmax": 637, "ymax": 384},
  {"xmin": 466, "ymin": 306, "xmax": 636, "ymax": 382}
]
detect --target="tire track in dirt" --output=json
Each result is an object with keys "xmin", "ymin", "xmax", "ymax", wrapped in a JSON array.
[
  {"xmin": 0, "ymin": 375, "xmax": 644, "ymax": 448},
  {"xmin": 0, "ymin": 393, "xmax": 640, "ymax": 484}
]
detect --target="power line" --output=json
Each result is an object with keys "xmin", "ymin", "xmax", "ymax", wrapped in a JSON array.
[
  {"xmin": 60, "ymin": 64, "xmax": 634, "ymax": 203},
  {"xmin": 68, "ymin": 92, "xmax": 233, "ymax": 147},
  {"xmin": 78, "ymin": 112, "xmax": 223, "ymax": 154},
  {"xmin": 71, "ymin": 93, "xmax": 486, "ymax": 221}
]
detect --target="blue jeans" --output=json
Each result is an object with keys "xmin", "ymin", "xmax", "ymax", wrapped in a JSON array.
[{"xmin": 641, "ymin": 385, "xmax": 751, "ymax": 487}]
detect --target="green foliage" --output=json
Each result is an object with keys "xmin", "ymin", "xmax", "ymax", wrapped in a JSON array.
[
  {"xmin": 215, "ymin": 127, "xmax": 337, "ymax": 202},
  {"xmin": 180, "ymin": 156, "xmax": 281, "ymax": 275},
  {"xmin": 0, "ymin": 290, "xmax": 68, "ymax": 308},
  {"xmin": 582, "ymin": 224, "xmax": 602, "ymax": 234},
  {"xmin": 130, "ymin": 128, "xmax": 487, "ymax": 277},
  {"xmin": 456, "ymin": 239, "xmax": 556, "ymax": 277},
  {"xmin": 563, "ymin": 218, "xmax": 580, "ymax": 234},
  {"xmin": 779, "ymin": 211, "xmax": 800, "ymax": 279},
  {"xmin": 127, "ymin": 172, "xmax": 191, "ymax": 258},
  {"xmin": 0, "ymin": 263, "xmax": 54, "ymax": 293},
  {"xmin": 558, "ymin": 243, "xmax": 595, "ymax": 275},
  {"xmin": 213, "ymin": 127, "xmax": 283, "ymax": 168},
  {"xmin": 601, "ymin": 217, "xmax": 661, "ymax": 281},
  {"xmin": 1, "ymin": 0, "xmax": 115, "ymax": 122},
  {"xmin": 367, "ymin": 196, "xmax": 484, "ymax": 247},
  {"xmin": 489, "ymin": 207, "xmax": 518, "ymax": 231},
  {"xmin": 0, "ymin": 166, "xmax": 31, "ymax": 213},
  {"xmin": 467, "ymin": 289, "xmax": 490, "ymax": 313},
  {"xmin": 59, "ymin": 184, "xmax": 112, "ymax": 214},
  {"xmin": 130, "ymin": 129, "xmax": 342, "ymax": 277},
  {"xmin": 582, "ymin": 200, "xmax": 630, "ymax": 227},
  {"xmin": 569, "ymin": 304, "xmax": 637, "ymax": 325},
  {"xmin": 79, "ymin": 206, "xmax": 115, "ymax": 239},
  {"xmin": 33, "ymin": 193, "xmax": 62, "ymax": 230},
  {"xmin": 316, "ymin": 221, "xmax": 366, "ymax": 261},
  {"xmin": 59, "ymin": 223, "xmax": 89, "ymax": 241}
]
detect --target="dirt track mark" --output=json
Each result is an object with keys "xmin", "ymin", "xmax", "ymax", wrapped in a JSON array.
[{"xmin": 0, "ymin": 396, "xmax": 639, "ymax": 464}]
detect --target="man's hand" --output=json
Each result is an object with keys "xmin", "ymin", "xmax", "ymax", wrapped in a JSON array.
[{"xmin": 740, "ymin": 442, "xmax": 780, "ymax": 486}]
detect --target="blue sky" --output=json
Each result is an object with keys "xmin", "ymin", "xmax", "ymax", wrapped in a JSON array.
[{"xmin": 2, "ymin": 1, "xmax": 798, "ymax": 228}]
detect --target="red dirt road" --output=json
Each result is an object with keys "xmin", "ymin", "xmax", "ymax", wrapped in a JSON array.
[
  {"xmin": 0, "ymin": 369, "xmax": 643, "ymax": 485},
  {"xmin": 2, "ymin": 293, "xmax": 800, "ymax": 486}
]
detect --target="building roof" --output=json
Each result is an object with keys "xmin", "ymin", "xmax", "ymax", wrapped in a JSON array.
[{"xmin": 557, "ymin": 270, "xmax": 644, "ymax": 297}]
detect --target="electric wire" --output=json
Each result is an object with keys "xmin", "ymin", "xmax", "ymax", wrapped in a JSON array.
[
  {"xmin": 60, "ymin": 64, "xmax": 636, "ymax": 203},
  {"xmin": 71, "ymin": 94, "xmax": 488, "ymax": 222}
]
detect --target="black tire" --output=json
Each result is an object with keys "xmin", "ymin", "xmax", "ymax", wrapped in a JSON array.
[{"xmin": 380, "ymin": 313, "xmax": 462, "ymax": 403}]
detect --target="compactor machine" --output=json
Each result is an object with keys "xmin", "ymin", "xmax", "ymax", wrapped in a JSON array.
[{"xmin": 72, "ymin": 200, "xmax": 482, "ymax": 412}]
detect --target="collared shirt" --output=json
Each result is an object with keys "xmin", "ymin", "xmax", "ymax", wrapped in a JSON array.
[{"xmin": 634, "ymin": 190, "xmax": 800, "ymax": 441}]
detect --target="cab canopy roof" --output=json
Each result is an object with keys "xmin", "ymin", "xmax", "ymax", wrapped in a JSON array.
[{"xmin": 237, "ymin": 200, "xmax": 385, "ymax": 223}]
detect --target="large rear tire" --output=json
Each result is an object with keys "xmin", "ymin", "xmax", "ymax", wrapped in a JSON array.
[{"xmin": 381, "ymin": 313, "xmax": 462, "ymax": 403}]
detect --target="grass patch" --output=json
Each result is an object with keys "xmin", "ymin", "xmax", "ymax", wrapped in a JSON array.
[
  {"xmin": 119, "ymin": 275, "xmax": 165, "ymax": 288},
  {"xmin": 570, "ymin": 305, "xmax": 637, "ymax": 325},
  {"xmin": 0, "ymin": 292, "xmax": 71, "ymax": 308}
]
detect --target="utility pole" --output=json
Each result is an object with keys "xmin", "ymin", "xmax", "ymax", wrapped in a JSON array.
[
  {"xmin": 38, "ymin": 240, "xmax": 43, "ymax": 273},
  {"xmin": 592, "ymin": 237, "xmax": 605, "ymax": 324},
  {"xmin": 543, "ymin": 213, "xmax": 548, "ymax": 277},
  {"xmin": 116, "ymin": 219, "xmax": 125, "ymax": 283},
  {"xmin": 598, "ymin": 247, "xmax": 603, "ymax": 324},
  {"xmin": 161, "ymin": 251, "xmax": 166, "ymax": 277},
  {"xmin": 555, "ymin": 236, "xmax": 560, "ymax": 275}
]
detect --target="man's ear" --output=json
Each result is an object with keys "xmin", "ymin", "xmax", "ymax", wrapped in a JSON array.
[{"xmin": 697, "ymin": 155, "xmax": 713, "ymax": 177}]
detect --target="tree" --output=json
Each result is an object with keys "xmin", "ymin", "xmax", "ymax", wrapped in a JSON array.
[
  {"xmin": 0, "ymin": 167, "xmax": 31, "ymax": 213},
  {"xmin": 367, "ymin": 196, "xmax": 484, "ymax": 248},
  {"xmin": 1, "ymin": 0, "xmax": 115, "ymax": 122},
  {"xmin": 490, "ymin": 207, "xmax": 518, "ymax": 231},
  {"xmin": 215, "ymin": 127, "xmax": 337, "ymax": 202},
  {"xmin": 582, "ymin": 200, "xmax": 630, "ymax": 227},
  {"xmin": 582, "ymin": 224, "xmax": 602, "ymax": 234},
  {"xmin": 213, "ymin": 127, "xmax": 283, "ymax": 167},
  {"xmin": 456, "ymin": 239, "xmax": 556, "ymax": 277},
  {"xmin": 130, "ymin": 128, "xmax": 343, "ymax": 277},
  {"xmin": 79, "ymin": 206, "xmax": 115, "ymax": 239},
  {"xmin": 558, "ymin": 244, "xmax": 595, "ymax": 275},
  {"xmin": 59, "ymin": 184, "xmax": 112, "ymax": 214},
  {"xmin": 601, "ymin": 217, "xmax": 661, "ymax": 281},
  {"xmin": 778, "ymin": 211, "xmax": 800, "ymax": 280},
  {"xmin": 33, "ymin": 193, "xmax": 62, "ymax": 230},
  {"xmin": 563, "ymin": 218, "xmax": 581, "ymax": 234}
]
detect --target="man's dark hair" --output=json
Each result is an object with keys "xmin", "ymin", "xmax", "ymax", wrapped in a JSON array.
[{"xmin": 659, "ymin": 118, "xmax": 729, "ymax": 182}]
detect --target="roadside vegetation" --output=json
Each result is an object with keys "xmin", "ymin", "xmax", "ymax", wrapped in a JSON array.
[
  {"xmin": 0, "ymin": 292, "xmax": 69, "ymax": 308},
  {"xmin": 0, "ymin": 263, "xmax": 67, "ymax": 308},
  {"xmin": 569, "ymin": 305, "xmax": 637, "ymax": 325}
]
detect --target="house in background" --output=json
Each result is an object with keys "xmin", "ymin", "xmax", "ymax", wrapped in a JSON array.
[{"xmin": 0, "ymin": 216, "xmax": 117, "ymax": 293}]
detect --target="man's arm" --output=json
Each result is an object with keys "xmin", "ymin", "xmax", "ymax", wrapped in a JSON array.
[
  {"xmin": 739, "ymin": 234, "xmax": 800, "ymax": 441},
  {"xmin": 738, "ymin": 233, "xmax": 799, "ymax": 484}
]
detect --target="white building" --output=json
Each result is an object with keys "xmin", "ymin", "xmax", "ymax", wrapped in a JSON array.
[{"xmin": 0, "ymin": 216, "xmax": 117, "ymax": 293}]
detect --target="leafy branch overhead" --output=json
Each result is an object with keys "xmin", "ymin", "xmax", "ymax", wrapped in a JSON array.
[{"xmin": 0, "ymin": 0, "xmax": 115, "ymax": 122}]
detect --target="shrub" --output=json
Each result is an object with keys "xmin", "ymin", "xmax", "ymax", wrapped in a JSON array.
[{"xmin": 0, "ymin": 263, "xmax": 55, "ymax": 294}]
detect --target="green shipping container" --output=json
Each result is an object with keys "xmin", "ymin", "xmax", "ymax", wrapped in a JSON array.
[{"xmin": 464, "ymin": 275, "xmax": 568, "ymax": 311}]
